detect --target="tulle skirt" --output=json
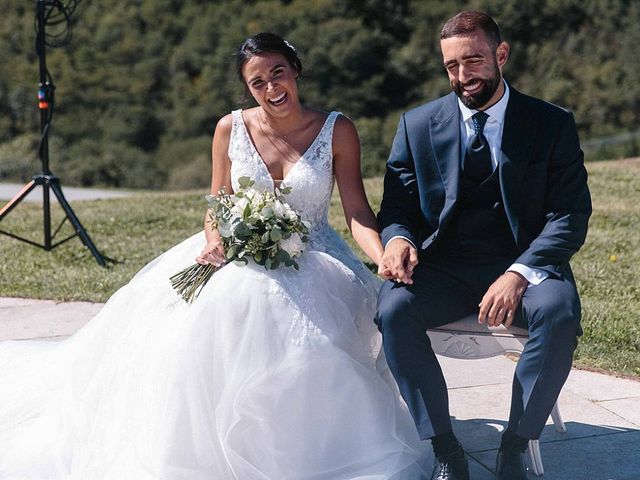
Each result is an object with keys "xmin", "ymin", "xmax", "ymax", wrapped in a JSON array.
[{"xmin": 0, "ymin": 232, "xmax": 429, "ymax": 479}]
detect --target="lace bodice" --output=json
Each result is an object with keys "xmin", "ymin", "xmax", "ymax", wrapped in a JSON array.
[{"xmin": 228, "ymin": 110, "xmax": 337, "ymax": 234}]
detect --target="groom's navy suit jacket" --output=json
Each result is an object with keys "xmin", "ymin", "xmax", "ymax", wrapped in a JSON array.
[{"xmin": 378, "ymin": 87, "xmax": 592, "ymax": 278}]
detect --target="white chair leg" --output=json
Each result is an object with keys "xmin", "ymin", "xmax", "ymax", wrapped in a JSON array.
[
  {"xmin": 528, "ymin": 439, "xmax": 544, "ymax": 476},
  {"xmin": 550, "ymin": 401, "xmax": 566, "ymax": 433}
]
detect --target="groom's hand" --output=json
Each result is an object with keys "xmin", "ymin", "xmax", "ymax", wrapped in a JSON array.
[
  {"xmin": 378, "ymin": 238, "xmax": 419, "ymax": 285},
  {"xmin": 478, "ymin": 272, "xmax": 528, "ymax": 327}
]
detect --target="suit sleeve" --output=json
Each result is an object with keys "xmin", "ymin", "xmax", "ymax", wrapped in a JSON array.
[
  {"xmin": 515, "ymin": 111, "xmax": 592, "ymax": 275},
  {"xmin": 378, "ymin": 114, "xmax": 423, "ymax": 247}
]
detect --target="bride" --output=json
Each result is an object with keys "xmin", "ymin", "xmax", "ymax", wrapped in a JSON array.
[{"xmin": 0, "ymin": 33, "xmax": 429, "ymax": 479}]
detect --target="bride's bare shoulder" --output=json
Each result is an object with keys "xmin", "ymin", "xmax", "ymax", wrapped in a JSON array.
[
  {"xmin": 215, "ymin": 113, "xmax": 234, "ymax": 133},
  {"xmin": 212, "ymin": 113, "xmax": 234, "ymax": 150},
  {"xmin": 332, "ymin": 113, "xmax": 358, "ymax": 140},
  {"xmin": 213, "ymin": 111, "xmax": 240, "ymax": 143}
]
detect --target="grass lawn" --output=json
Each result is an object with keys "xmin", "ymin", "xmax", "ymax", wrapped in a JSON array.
[{"xmin": 1, "ymin": 158, "xmax": 638, "ymax": 376}]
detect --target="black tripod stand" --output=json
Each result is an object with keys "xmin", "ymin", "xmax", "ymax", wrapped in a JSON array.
[{"xmin": 0, "ymin": 0, "xmax": 108, "ymax": 267}]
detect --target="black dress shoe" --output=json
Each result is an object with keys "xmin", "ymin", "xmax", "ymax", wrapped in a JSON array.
[
  {"xmin": 431, "ymin": 445, "xmax": 469, "ymax": 480},
  {"xmin": 495, "ymin": 448, "xmax": 527, "ymax": 480}
]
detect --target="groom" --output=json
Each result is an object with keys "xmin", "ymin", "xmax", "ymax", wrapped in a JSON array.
[{"xmin": 376, "ymin": 10, "xmax": 591, "ymax": 480}]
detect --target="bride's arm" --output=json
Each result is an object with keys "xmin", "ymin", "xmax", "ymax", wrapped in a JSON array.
[
  {"xmin": 333, "ymin": 115, "xmax": 385, "ymax": 267},
  {"xmin": 197, "ymin": 114, "xmax": 234, "ymax": 266}
]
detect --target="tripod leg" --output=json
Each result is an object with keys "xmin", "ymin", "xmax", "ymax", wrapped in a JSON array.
[
  {"xmin": 49, "ymin": 180, "xmax": 107, "ymax": 267},
  {"xmin": 0, "ymin": 180, "xmax": 38, "ymax": 220},
  {"xmin": 43, "ymin": 179, "xmax": 52, "ymax": 249}
]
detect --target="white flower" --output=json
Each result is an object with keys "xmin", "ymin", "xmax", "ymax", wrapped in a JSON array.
[
  {"xmin": 274, "ymin": 200, "xmax": 298, "ymax": 221},
  {"xmin": 287, "ymin": 209, "xmax": 299, "ymax": 221},
  {"xmin": 246, "ymin": 189, "xmax": 262, "ymax": 208},
  {"xmin": 273, "ymin": 200, "xmax": 289, "ymax": 219},
  {"xmin": 230, "ymin": 197, "xmax": 250, "ymax": 217},
  {"xmin": 279, "ymin": 232, "xmax": 305, "ymax": 257}
]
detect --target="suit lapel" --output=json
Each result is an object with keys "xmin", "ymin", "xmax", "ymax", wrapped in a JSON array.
[
  {"xmin": 429, "ymin": 93, "xmax": 461, "ymax": 225},
  {"xmin": 499, "ymin": 87, "xmax": 536, "ymax": 242}
]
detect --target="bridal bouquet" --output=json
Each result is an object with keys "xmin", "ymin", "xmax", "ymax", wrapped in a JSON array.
[{"xmin": 170, "ymin": 177, "xmax": 310, "ymax": 303}]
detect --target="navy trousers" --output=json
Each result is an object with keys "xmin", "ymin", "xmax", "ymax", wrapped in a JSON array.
[{"xmin": 376, "ymin": 257, "xmax": 581, "ymax": 440}]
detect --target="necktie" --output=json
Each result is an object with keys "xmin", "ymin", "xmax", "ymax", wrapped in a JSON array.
[{"xmin": 463, "ymin": 111, "xmax": 492, "ymax": 183}]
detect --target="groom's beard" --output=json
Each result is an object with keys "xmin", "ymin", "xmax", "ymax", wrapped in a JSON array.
[{"xmin": 452, "ymin": 63, "xmax": 501, "ymax": 110}]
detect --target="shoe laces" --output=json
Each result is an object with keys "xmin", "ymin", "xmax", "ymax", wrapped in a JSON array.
[{"xmin": 435, "ymin": 457, "xmax": 451, "ymax": 475}]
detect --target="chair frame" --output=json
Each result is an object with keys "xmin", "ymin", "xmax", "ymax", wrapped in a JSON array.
[{"xmin": 428, "ymin": 315, "xmax": 567, "ymax": 476}]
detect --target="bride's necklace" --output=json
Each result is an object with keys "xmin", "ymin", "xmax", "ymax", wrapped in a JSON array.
[
  {"xmin": 257, "ymin": 112, "xmax": 303, "ymax": 166},
  {"xmin": 258, "ymin": 111, "xmax": 301, "ymax": 142}
]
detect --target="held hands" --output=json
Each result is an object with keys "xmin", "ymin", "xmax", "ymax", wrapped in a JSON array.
[
  {"xmin": 196, "ymin": 240, "xmax": 225, "ymax": 267},
  {"xmin": 378, "ymin": 238, "xmax": 419, "ymax": 284},
  {"xmin": 478, "ymin": 271, "xmax": 528, "ymax": 327}
]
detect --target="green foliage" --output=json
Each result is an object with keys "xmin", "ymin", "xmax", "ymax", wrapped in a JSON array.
[
  {"xmin": 1, "ymin": 0, "xmax": 639, "ymax": 187},
  {"xmin": 56, "ymin": 140, "xmax": 166, "ymax": 189},
  {"xmin": 0, "ymin": 133, "xmax": 40, "ymax": 182},
  {"xmin": 569, "ymin": 159, "xmax": 640, "ymax": 376}
]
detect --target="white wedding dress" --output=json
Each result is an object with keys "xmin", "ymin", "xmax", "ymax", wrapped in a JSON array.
[{"xmin": 0, "ymin": 111, "xmax": 429, "ymax": 479}]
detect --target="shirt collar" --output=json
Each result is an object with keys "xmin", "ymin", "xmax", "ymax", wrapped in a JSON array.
[{"xmin": 458, "ymin": 80, "xmax": 510, "ymax": 125}]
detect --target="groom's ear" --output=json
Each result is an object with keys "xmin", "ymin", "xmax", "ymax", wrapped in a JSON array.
[{"xmin": 496, "ymin": 41, "xmax": 510, "ymax": 68}]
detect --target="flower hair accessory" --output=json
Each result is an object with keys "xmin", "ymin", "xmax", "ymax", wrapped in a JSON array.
[{"xmin": 284, "ymin": 40, "xmax": 296, "ymax": 52}]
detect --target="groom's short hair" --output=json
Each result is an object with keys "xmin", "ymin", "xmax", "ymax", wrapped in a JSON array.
[{"xmin": 440, "ymin": 11, "xmax": 502, "ymax": 50}]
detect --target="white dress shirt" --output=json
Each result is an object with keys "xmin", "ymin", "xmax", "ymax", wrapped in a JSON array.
[{"xmin": 389, "ymin": 82, "xmax": 548, "ymax": 286}]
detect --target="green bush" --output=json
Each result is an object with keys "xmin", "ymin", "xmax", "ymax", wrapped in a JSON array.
[
  {"xmin": 58, "ymin": 140, "xmax": 166, "ymax": 189},
  {"xmin": 166, "ymin": 153, "xmax": 211, "ymax": 191},
  {"xmin": 0, "ymin": 133, "xmax": 40, "ymax": 181}
]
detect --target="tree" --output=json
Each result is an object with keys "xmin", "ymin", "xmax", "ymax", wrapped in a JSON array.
[{"xmin": 1, "ymin": 0, "xmax": 638, "ymax": 188}]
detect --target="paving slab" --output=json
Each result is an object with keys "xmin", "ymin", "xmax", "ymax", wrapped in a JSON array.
[
  {"xmin": 466, "ymin": 454, "xmax": 495, "ymax": 480},
  {"xmin": 0, "ymin": 297, "xmax": 103, "ymax": 341},
  {"xmin": 438, "ymin": 354, "xmax": 517, "ymax": 389},
  {"xmin": 564, "ymin": 368, "xmax": 640, "ymax": 402},
  {"xmin": 598, "ymin": 398, "xmax": 640, "ymax": 428}
]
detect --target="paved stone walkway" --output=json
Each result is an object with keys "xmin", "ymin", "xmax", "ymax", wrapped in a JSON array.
[
  {"xmin": 1, "ymin": 296, "xmax": 639, "ymax": 479},
  {"xmin": 0, "ymin": 182, "xmax": 134, "ymax": 203}
]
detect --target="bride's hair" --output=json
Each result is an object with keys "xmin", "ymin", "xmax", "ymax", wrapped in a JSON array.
[{"xmin": 235, "ymin": 32, "xmax": 303, "ymax": 82}]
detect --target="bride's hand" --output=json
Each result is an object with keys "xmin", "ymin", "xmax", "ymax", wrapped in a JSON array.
[
  {"xmin": 196, "ymin": 240, "xmax": 225, "ymax": 267},
  {"xmin": 377, "ymin": 238, "xmax": 418, "ymax": 284}
]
